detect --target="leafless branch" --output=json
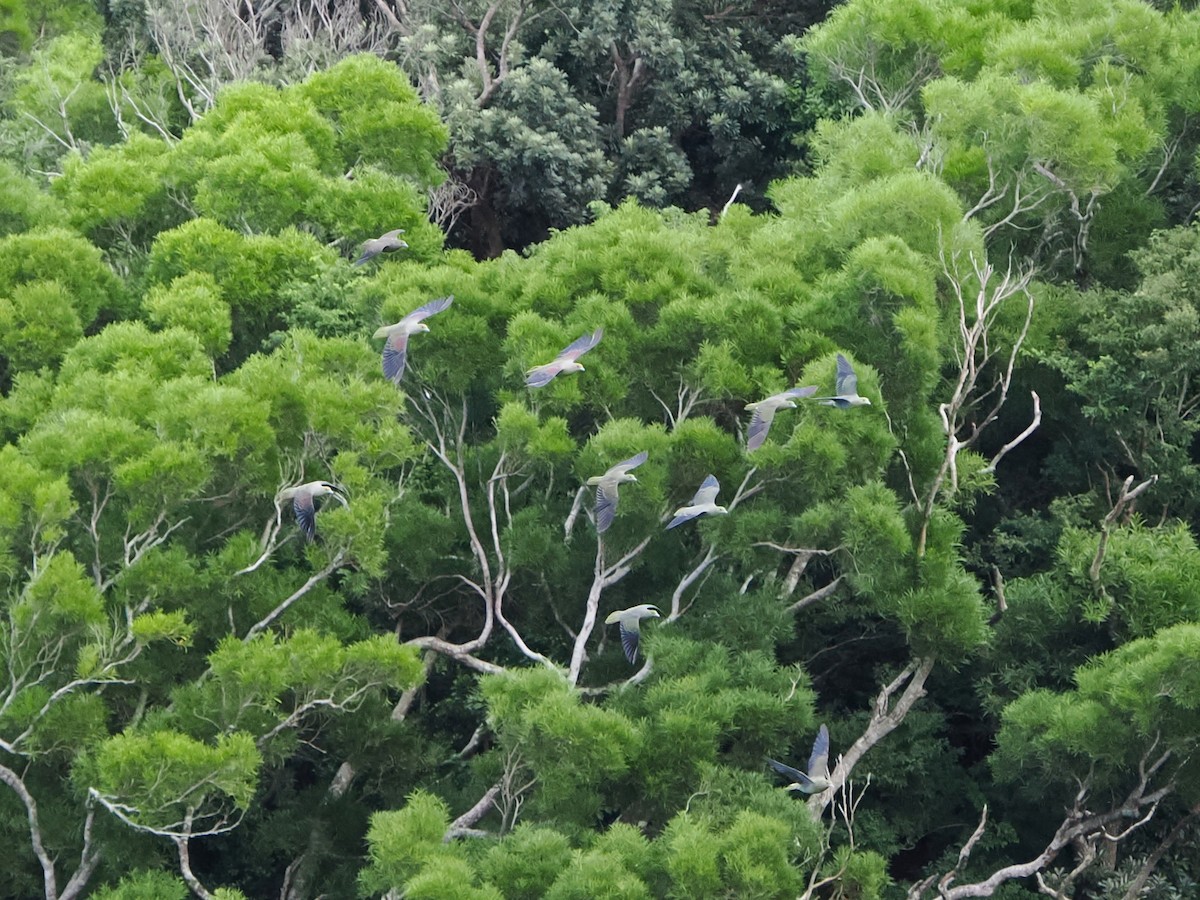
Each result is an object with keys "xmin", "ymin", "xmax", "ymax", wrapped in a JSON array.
[
  {"xmin": 0, "ymin": 762, "xmax": 61, "ymax": 900},
  {"xmin": 567, "ymin": 533, "xmax": 653, "ymax": 684},
  {"xmin": 808, "ymin": 657, "xmax": 936, "ymax": 816},
  {"xmin": 649, "ymin": 377, "xmax": 707, "ymax": 430},
  {"xmin": 175, "ymin": 813, "xmax": 215, "ymax": 900},
  {"xmin": 444, "ymin": 782, "xmax": 502, "ymax": 842},
  {"xmin": 917, "ymin": 246, "xmax": 1036, "ymax": 557},
  {"xmin": 1120, "ymin": 801, "xmax": 1200, "ymax": 900},
  {"xmin": 563, "ymin": 485, "xmax": 587, "ymax": 540},
  {"xmin": 243, "ymin": 550, "xmax": 347, "ymax": 640},
  {"xmin": 788, "ymin": 576, "xmax": 844, "ymax": 615},
  {"xmin": 666, "ymin": 545, "xmax": 720, "ymax": 622},
  {"xmin": 984, "ymin": 391, "xmax": 1042, "ymax": 474},
  {"xmin": 913, "ymin": 743, "xmax": 1176, "ymax": 898},
  {"xmin": 1089, "ymin": 474, "xmax": 1158, "ymax": 603}
]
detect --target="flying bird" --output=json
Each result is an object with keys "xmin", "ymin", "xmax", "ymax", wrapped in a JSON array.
[
  {"xmin": 604, "ymin": 604, "xmax": 661, "ymax": 664},
  {"xmin": 666, "ymin": 474, "xmax": 728, "ymax": 529},
  {"xmin": 587, "ymin": 451, "xmax": 648, "ymax": 534},
  {"xmin": 354, "ymin": 228, "xmax": 408, "ymax": 266},
  {"xmin": 373, "ymin": 295, "xmax": 454, "ymax": 384},
  {"xmin": 814, "ymin": 354, "xmax": 872, "ymax": 409},
  {"xmin": 768, "ymin": 724, "xmax": 832, "ymax": 795},
  {"xmin": 525, "ymin": 328, "xmax": 604, "ymax": 388},
  {"xmin": 744, "ymin": 386, "xmax": 819, "ymax": 451},
  {"xmin": 278, "ymin": 481, "xmax": 348, "ymax": 542}
]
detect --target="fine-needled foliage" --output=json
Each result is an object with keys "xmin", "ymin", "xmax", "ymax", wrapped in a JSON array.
[{"xmin": 1, "ymin": 0, "xmax": 1200, "ymax": 897}]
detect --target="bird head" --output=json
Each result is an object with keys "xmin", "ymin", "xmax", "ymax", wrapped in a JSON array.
[
  {"xmin": 418, "ymin": 323, "xmax": 431, "ymax": 333},
  {"xmin": 859, "ymin": 397, "xmax": 873, "ymax": 406},
  {"xmin": 318, "ymin": 483, "xmax": 349, "ymax": 505},
  {"xmin": 566, "ymin": 362, "xmax": 585, "ymax": 374},
  {"xmin": 643, "ymin": 605, "xmax": 661, "ymax": 619},
  {"xmin": 783, "ymin": 399, "xmax": 797, "ymax": 409},
  {"xmin": 714, "ymin": 505, "xmax": 729, "ymax": 516},
  {"xmin": 621, "ymin": 473, "xmax": 638, "ymax": 484}
]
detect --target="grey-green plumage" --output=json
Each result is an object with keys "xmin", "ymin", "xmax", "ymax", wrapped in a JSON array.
[
  {"xmin": 373, "ymin": 295, "xmax": 453, "ymax": 384},
  {"xmin": 586, "ymin": 450, "xmax": 648, "ymax": 533},
  {"xmin": 277, "ymin": 481, "xmax": 348, "ymax": 541},
  {"xmin": 768, "ymin": 724, "xmax": 831, "ymax": 794},
  {"xmin": 526, "ymin": 328, "xmax": 603, "ymax": 387},
  {"xmin": 604, "ymin": 604, "xmax": 660, "ymax": 664},
  {"xmin": 745, "ymin": 385, "xmax": 818, "ymax": 450},
  {"xmin": 666, "ymin": 474, "xmax": 728, "ymax": 529},
  {"xmin": 354, "ymin": 228, "xmax": 408, "ymax": 266},
  {"xmin": 814, "ymin": 354, "xmax": 871, "ymax": 409}
]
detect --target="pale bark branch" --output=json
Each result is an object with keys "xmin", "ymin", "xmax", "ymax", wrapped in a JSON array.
[
  {"xmin": 914, "ymin": 745, "xmax": 1175, "ymax": 898},
  {"xmin": 1089, "ymin": 474, "xmax": 1158, "ymax": 602},
  {"xmin": 0, "ymin": 762, "xmax": 59, "ymax": 900},
  {"xmin": 808, "ymin": 657, "xmax": 936, "ymax": 816},
  {"xmin": 243, "ymin": 550, "xmax": 347, "ymax": 640},
  {"xmin": 444, "ymin": 783, "xmax": 502, "ymax": 842}
]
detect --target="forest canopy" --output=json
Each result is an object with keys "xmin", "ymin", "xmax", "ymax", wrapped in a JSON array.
[{"xmin": 1, "ymin": 0, "xmax": 1200, "ymax": 898}]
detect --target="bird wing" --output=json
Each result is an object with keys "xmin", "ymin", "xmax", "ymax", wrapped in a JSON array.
[
  {"xmin": 807, "ymin": 724, "xmax": 830, "ymax": 779},
  {"xmin": 835, "ymin": 354, "xmax": 858, "ymax": 397},
  {"xmin": 293, "ymin": 491, "xmax": 317, "ymax": 541},
  {"xmin": 380, "ymin": 228, "xmax": 406, "ymax": 243},
  {"xmin": 382, "ymin": 332, "xmax": 411, "ymax": 384},
  {"xmin": 691, "ymin": 474, "xmax": 721, "ymax": 506},
  {"xmin": 619, "ymin": 621, "xmax": 641, "ymax": 664},
  {"xmin": 557, "ymin": 328, "xmax": 604, "ymax": 362},
  {"xmin": 767, "ymin": 758, "xmax": 809, "ymax": 785},
  {"xmin": 403, "ymin": 295, "xmax": 453, "ymax": 326},
  {"xmin": 594, "ymin": 482, "xmax": 619, "ymax": 534},
  {"xmin": 746, "ymin": 404, "xmax": 777, "ymax": 451},
  {"xmin": 352, "ymin": 244, "xmax": 379, "ymax": 266},
  {"xmin": 610, "ymin": 450, "xmax": 649, "ymax": 476},
  {"xmin": 666, "ymin": 507, "xmax": 701, "ymax": 530},
  {"xmin": 784, "ymin": 385, "xmax": 819, "ymax": 400},
  {"xmin": 525, "ymin": 363, "xmax": 559, "ymax": 388}
]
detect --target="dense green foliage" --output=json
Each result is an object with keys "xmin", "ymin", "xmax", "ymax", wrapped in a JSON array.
[{"xmin": 0, "ymin": 0, "xmax": 1199, "ymax": 898}]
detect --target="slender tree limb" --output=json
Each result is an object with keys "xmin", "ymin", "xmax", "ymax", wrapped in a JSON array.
[
  {"xmin": 984, "ymin": 391, "xmax": 1041, "ymax": 474},
  {"xmin": 568, "ymin": 534, "xmax": 653, "ymax": 684},
  {"xmin": 1120, "ymin": 801, "xmax": 1200, "ymax": 900},
  {"xmin": 719, "ymin": 183, "xmax": 744, "ymax": 220},
  {"xmin": 665, "ymin": 545, "xmax": 720, "ymax": 622},
  {"xmin": 175, "ymin": 812, "xmax": 214, "ymax": 900},
  {"xmin": 444, "ymin": 783, "xmax": 502, "ymax": 842},
  {"xmin": 243, "ymin": 550, "xmax": 347, "ymax": 640},
  {"xmin": 1089, "ymin": 474, "xmax": 1157, "ymax": 602},
  {"xmin": 809, "ymin": 657, "xmax": 936, "ymax": 816},
  {"xmin": 788, "ymin": 576, "xmax": 843, "ymax": 615},
  {"xmin": 0, "ymin": 762, "xmax": 59, "ymax": 900},
  {"xmin": 914, "ymin": 745, "xmax": 1175, "ymax": 898}
]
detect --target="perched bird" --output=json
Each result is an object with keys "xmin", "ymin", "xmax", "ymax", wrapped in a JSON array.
[
  {"xmin": 277, "ymin": 481, "xmax": 348, "ymax": 542},
  {"xmin": 814, "ymin": 354, "xmax": 872, "ymax": 409},
  {"xmin": 666, "ymin": 475, "xmax": 728, "ymax": 529},
  {"xmin": 373, "ymin": 295, "xmax": 454, "ymax": 384},
  {"xmin": 744, "ymin": 386, "xmax": 819, "ymax": 451},
  {"xmin": 587, "ymin": 451, "xmax": 648, "ymax": 534},
  {"xmin": 526, "ymin": 328, "xmax": 604, "ymax": 388},
  {"xmin": 354, "ymin": 228, "xmax": 408, "ymax": 266},
  {"xmin": 604, "ymin": 604, "xmax": 661, "ymax": 664},
  {"xmin": 768, "ymin": 724, "xmax": 832, "ymax": 794}
]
